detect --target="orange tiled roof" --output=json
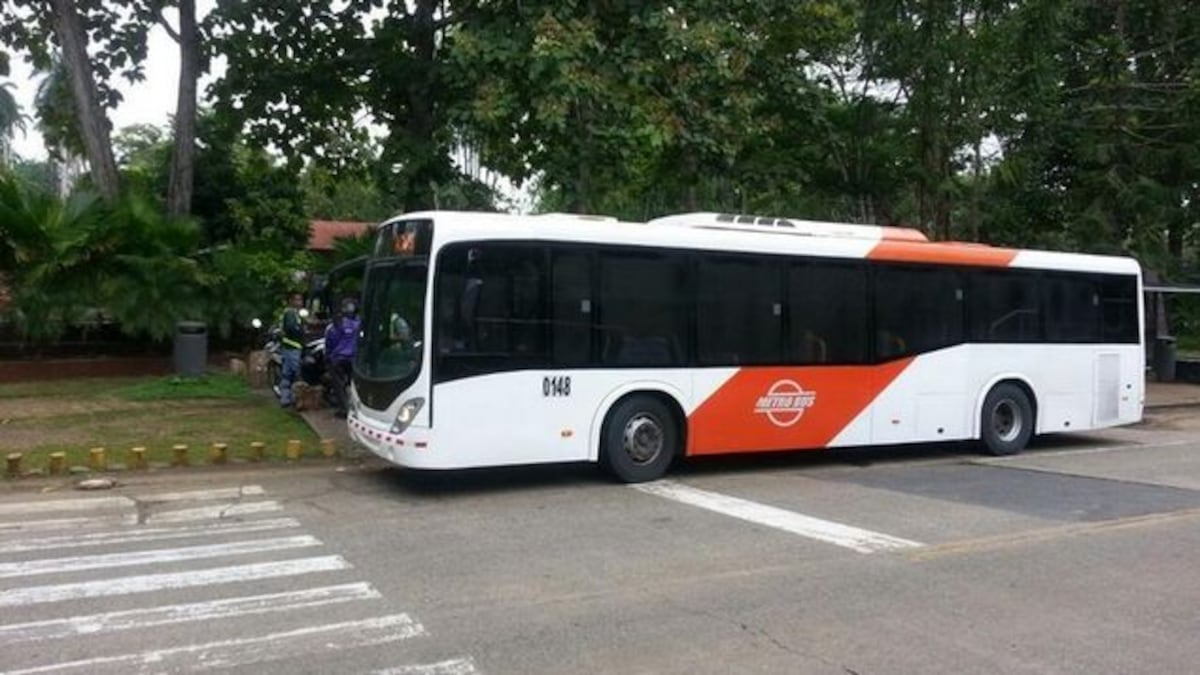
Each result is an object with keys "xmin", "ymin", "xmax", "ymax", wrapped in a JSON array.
[{"xmin": 308, "ymin": 220, "xmax": 372, "ymax": 251}]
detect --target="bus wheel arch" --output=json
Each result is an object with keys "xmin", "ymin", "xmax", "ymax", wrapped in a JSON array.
[
  {"xmin": 596, "ymin": 388, "xmax": 687, "ymax": 483},
  {"xmin": 978, "ymin": 379, "xmax": 1037, "ymax": 456}
]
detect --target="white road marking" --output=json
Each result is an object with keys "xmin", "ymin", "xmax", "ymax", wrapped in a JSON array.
[
  {"xmin": 0, "ymin": 517, "xmax": 301, "ymax": 554},
  {"xmin": 134, "ymin": 485, "xmax": 266, "ymax": 502},
  {"xmin": 0, "ymin": 514, "xmax": 133, "ymax": 534},
  {"xmin": 0, "ymin": 582, "xmax": 381, "ymax": 645},
  {"xmin": 5, "ymin": 614, "xmax": 426, "ymax": 674},
  {"xmin": 976, "ymin": 438, "xmax": 1194, "ymax": 462},
  {"xmin": 371, "ymin": 659, "xmax": 480, "ymax": 675},
  {"xmin": 0, "ymin": 555, "xmax": 350, "ymax": 607},
  {"xmin": 146, "ymin": 500, "xmax": 283, "ymax": 523},
  {"xmin": 632, "ymin": 480, "xmax": 923, "ymax": 554},
  {"xmin": 0, "ymin": 496, "xmax": 132, "ymax": 517},
  {"xmin": 0, "ymin": 535, "xmax": 322, "ymax": 579},
  {"xmin": 0, "ymin": 501, "xmax": 283, "ymax": 534}
]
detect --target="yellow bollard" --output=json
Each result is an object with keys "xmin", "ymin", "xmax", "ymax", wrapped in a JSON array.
[
  {"xmin": 210, "ymin": 443, "xmax": 228, "ymax": 465},
  {"xmin": 172, "ymin": 444, "xmax": 189, "ymax": 467},
  {"xmin": 285, "ymin": 439, "xmax": 302, "ymax": 461},
  {"xmin": 48, "ymin": 452, "xmax": 66, "ymax": 475},
  {"xmin": 129, "ymin": 447, "xmax": 147, "ymax": 471},
  {"xmin": 5, "ymin": 453, "xmax": 20, "ymax": 478},
  {"xmin": 320, "ymin": 439, "xmax": 336, "ymax": 458},
  {"xmin": 89, "ymin": 447, "xmax": 106, "ymax": 472},
  {"xmin": 249, "ymin": 441, "xmax": 266, "ymax": 462}
]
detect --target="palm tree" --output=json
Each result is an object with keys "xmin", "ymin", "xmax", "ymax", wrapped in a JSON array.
[{"xmin": 0, "ymin": 81, "xmax": 28, "ymax": 166}]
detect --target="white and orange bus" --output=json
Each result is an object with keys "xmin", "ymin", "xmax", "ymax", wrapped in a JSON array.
[{"xmin": 348, "ymin": 211, "xmax": 1143, "ymax": 482}]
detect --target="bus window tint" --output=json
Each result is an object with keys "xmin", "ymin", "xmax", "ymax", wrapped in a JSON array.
[
  {"xmin": 788, "ymin": 262, "xmax": 868, "ymax": 364},
  {"xmin": 696, "ymin": 257, "xmax": 781, "ymax": 365},
  {"xmin": 1099, "ymin": 275, "xmax": 1139, "ymax": 343},
  {"xmin": 599, "ymin": 253, "xmax": 688, "ymax": 367},
  {"xmin": 1045, "ymin": 275, "xmax": 1100, "ymax": 342},
  {"xmin": 551, "ymin": 251, "xmax": 593, "ymax": 365},
  {"xmin": 968, "ymin": 271, "xmax": 1041, "ymax": 342},
  {"xmin": 435, "ymin": 243, "xmax": 547, "ymax": 379},
  {"xmin": 873, "ymin": 266, "xmax": 963, "ymax": 360}
]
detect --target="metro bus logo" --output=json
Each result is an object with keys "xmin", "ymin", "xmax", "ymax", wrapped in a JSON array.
[{"xmin": 753, "ymin": 379, "xmax": 817, "ymax": 427}]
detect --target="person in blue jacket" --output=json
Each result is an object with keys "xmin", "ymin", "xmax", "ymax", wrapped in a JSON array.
[{"xmin": 325, "ymin": 297, "xmax": 361, "ymax": 418}]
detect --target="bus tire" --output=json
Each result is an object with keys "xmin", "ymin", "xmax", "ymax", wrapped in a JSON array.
[
  {"xmin": 980, "ymin": 383, "xmax": 1034, "ymax": 456},
  {"xmin": 601, "ymin": 395, "xmax": 679, "ymax": 483}
]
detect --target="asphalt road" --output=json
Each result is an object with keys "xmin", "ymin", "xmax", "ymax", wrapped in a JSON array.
[{"xmin": 2, "ymin": 415, "xmax": 1199, "ymax": 674}]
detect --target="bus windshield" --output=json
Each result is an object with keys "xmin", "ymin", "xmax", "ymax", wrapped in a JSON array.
[{"xmin": 355, "ymin": 260, "xmax": 427, "ymax": 408}]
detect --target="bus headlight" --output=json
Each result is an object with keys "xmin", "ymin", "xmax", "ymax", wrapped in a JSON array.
[{"xmin": 391, "ymin": 397, "xmax": 425, "ymax": 435}]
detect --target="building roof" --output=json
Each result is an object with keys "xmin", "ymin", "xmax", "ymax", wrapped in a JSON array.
[{"xmin": 308, "ymin": 220, "xmax": 373, "ymax": 251}]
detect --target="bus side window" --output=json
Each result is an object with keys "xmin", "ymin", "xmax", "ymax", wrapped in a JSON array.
[{"xmin": 598, "ymin": 252, "xmax": 688, "ymax": 368}]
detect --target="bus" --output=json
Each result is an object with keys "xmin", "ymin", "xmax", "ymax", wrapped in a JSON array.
[{"xmin": 348, "ymin": 211, "xmax": 1143, "ymax": 482}]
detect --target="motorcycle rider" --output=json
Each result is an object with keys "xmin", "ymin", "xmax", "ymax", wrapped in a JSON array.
[
  {"xmin": 324, "ymin": 297, "xmax": 360, "ymax": 418},
  {"xmin": 277, "ymin": 292, "xmax": 306, "ymax": 408}
]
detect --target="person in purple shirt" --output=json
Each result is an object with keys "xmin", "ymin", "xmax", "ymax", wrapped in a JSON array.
[{"xmin": 324, "ymin": 297, "xmax": 361, "ymax": 418}]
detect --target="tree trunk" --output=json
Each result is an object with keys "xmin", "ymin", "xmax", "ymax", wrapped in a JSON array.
[
  {"xmin": 48, "ymin": 0, "xmax": 120, "ymax": 203},
  {"xmin": 166, "ymin": 0, "xmax": 198, "ymax": 219},
  {"xmin": 403, "ymin": 0, "xmax": 439, "ymax": 212}
]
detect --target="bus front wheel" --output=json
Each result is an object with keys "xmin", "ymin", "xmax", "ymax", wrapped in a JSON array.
[
  {"xmin": 980, "ymin": 383, "xmax": 1034, "ymax": 456},
  {"xmin": 601, "ymin": 395, "xmax": 679, "ymax": 483}
]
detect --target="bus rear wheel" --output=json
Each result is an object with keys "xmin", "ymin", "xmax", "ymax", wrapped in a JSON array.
[
  {"xmin": 601, "ymin": 395, "xmax": 679, "ymax": 483},
  {"xmin": 980, "ymin": 383, "xmax": 1034, "ymax": 456}
]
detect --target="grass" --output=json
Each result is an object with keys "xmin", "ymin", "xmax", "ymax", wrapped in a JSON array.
[
  {"xmin": 0, "ymin": 372, "xmax": 326, "ymax": 475},
  {"xmin": 112, "ymin": 373, "xmax": 257, "ymax": 402}
]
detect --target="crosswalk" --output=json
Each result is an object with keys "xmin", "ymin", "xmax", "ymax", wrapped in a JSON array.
[{"xmin": 0, "ymin": 484, "xmax": 477, "ymax": 674}]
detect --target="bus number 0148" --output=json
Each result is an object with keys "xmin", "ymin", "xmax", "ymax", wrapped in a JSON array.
[{"xmin": 543, "ymin": 376, "xmax": 571, "ymax": 397}]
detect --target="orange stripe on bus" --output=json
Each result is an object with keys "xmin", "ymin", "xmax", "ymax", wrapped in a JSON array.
[
  {"xmin": 868, "ymin": 240, "xmax": 1017, "ymax": 267},
  {"xmin": 880, "ymin": 227, "xmax": 929, "ymax": 242},
  {"xmin": 687, "ymin": 359, "xmax": 914, "ymax": 456}
]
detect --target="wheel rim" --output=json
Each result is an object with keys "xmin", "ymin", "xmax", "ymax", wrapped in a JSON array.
[
  {"xmin": 992, "ymin": 399, "xmax": 1023, "ymax": 443},
  {"xmin": 623, "ymin": 413, "xmax": 665, "ymax": 465}
]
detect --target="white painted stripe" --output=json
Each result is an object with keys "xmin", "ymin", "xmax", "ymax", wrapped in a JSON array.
[
  {"xmin": 372, "ymin": 659, "xmax": 480, "ymax": 675},
  {"xmin": 0, "ymin": 517, "xmax": 301, "ymax": 554},
  {"xmin": 0, "ymin": 582, "xmax": 380, "ymax": 645},
  {"xmin": 0, "ymin": 501, "xmax": 283, "ymax": 534},
  {"xmin": 6, "ymin": 614, "xmax": 425, "ymax": 675},
  {"xmin": 0, "ymin": 535, "xmax": 322, "ymax": 579},
  {"xmin": 632, "ymin": 480, "xmax": 923, "ymax": 554},
  {"xmin": 0, "ymin": 496, "xmax": 132, "ymax": 517},
  {"xmin": 147, "ymin": 500, "xmax": 283, "ymax": 523},
  {"xmin": 136, "ymin": 485, "xmax": 266, "ymax": 503},
  {"xmin": 0, "ymin": 514, "xmax": 133, "ymax": 534},
  {"xmin": 976, "ymin": 438, "xmax": 1194, "ymax": 462},
  {"xmin": 0, "ymin": 555, "xmax": 350, "ymax": 608}
]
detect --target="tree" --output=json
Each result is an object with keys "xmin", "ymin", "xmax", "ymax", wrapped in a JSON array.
[
  {"xmin": 209, "ymin": 0, "xmax": 481, "ymax": 212},
  {"xmin": 44, "ymin": 0, "xmax": 121, "ymax": 202},
  {"xmin": 148, "ymin": 0, "xmax": 201, "ymax": 218}
]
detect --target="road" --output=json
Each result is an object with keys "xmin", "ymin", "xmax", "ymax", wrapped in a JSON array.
[{"xmin": 2, "ymin": 416, "xmax": 1199, "ymax": 674}]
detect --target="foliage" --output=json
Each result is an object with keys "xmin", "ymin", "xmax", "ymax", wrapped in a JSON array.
[
  {"xmin": 0, "ymin": 171, "xmax": 306, "ymax": 344},
  {"xmin": 208, "ymin": 0, "xmax": 493, "ymax": 212}
]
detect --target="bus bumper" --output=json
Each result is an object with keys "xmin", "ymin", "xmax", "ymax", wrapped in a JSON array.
[{"xmin": 347, "ymin": 413, "xmax": 439, "ymax": 468}]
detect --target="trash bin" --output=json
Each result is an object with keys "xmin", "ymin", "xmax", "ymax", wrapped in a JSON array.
[
  {"xmin": 1154, "ymin": 335, "xmax": 1177, "ymax": 382},
  {"xmin": 173, "ymin": 321, "xmax": 208, "ymax": 377}
]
